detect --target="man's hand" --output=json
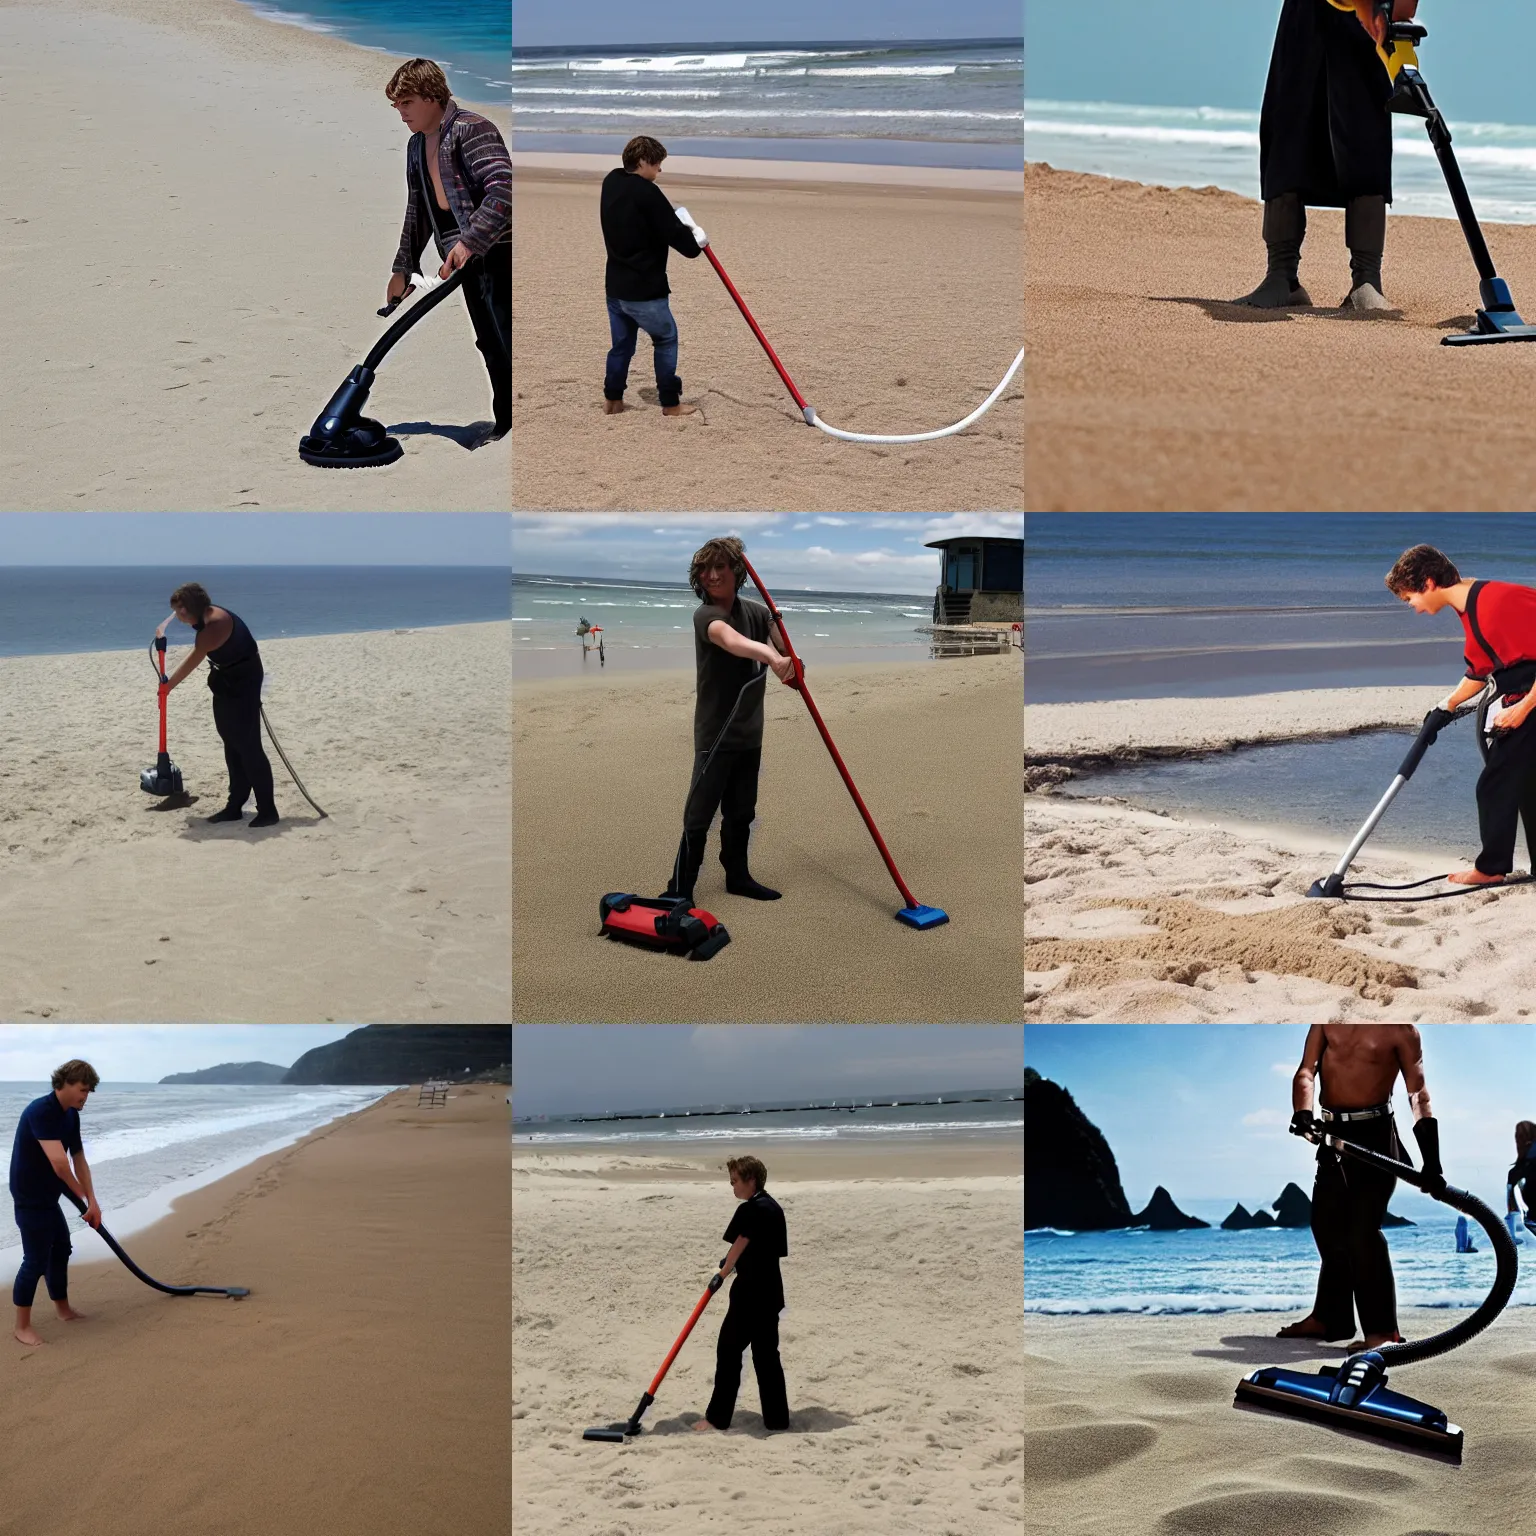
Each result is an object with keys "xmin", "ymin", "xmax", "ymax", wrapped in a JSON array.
[
  {"xmin": 386, "ymin": 271, "xmax": 409, "ymax": 307},
  {"xmin": 82, "ymin": 1200, "xmax": 102, "ymax": 1230},
  {"xmin": 1289, "ymin": 1109, "xmax": 1317, "ymax": 1140},
  {"xmin": 438, "ymin": 241, "xmax": 473, "ymax": 280},
  {"xmin": 1490, "ymin": 693, "xmax": 1534, "ymax": 734},
  {"xmin": 769, "ymin": 653, "xmax": 797, "ymax": 686},
  {"xmin": 1412, "ymin": 1116, "xmax": 1447, "ymax": 1198}
]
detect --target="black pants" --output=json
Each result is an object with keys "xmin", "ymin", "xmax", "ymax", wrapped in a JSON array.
[
  {"xmin": 1475, "ymin": 713, "xmax": 1536, "ymax": 875},
  {"xmin": 12, "ymin": 1202, "xmax": 71, "ymax": 1308},
  {"xmin": 670, "ymin": 747, "xmax": 761, "ymax": 893},
  {"xmin": 212, "ymin": 689, "xmax": 276, "ymax": 816},
  {"xmin": 704, "ymin": 1286, "xmax": 789, "ymax": 1431},
  {"xmin": 1309, "ymin": 1114, "xmax": 1403, "ymax": 1339},
  {"xmin": 462, "ymin": 243, "xmax": 510, "ymax": 430}
]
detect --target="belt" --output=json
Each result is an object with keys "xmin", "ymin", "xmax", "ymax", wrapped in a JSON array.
[{"xmin": 1320, "ymin": 1103, "xmax": 1390, "ymax": 1122}]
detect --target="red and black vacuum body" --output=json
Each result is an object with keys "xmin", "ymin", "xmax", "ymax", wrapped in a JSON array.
[
  {"xmin": 140, "ymin": 634, "xmax": 184, "ymax": 797},
  {"xmin": 599, "ymin": 892, "xmax": 731, "ymax": 961}
]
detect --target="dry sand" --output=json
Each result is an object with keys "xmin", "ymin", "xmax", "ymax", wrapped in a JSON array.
[
  {"xmin": 1026, "ymin": 1309, "xmax": 1536, "ymax": 1536},
  {"xmin": 512, "ymin": 655, "xmax": 1023, "ymax": 1022},
  {"xmin": 513, "ymin": 1140, "xmax": 1023, "ymax": 1536},
  {"xmin": 0, "ymin": 1082, "xmax": 510, "ymax": 1536},
  {"xmin": 0, "ymin": 623, "xmax": 510, "ymax": 1022},
  {"xmin": 1024, "ymin": 164, "xmax": 1536, "ymax": 511},
  {"xmin": 1024, "ymin": 687, "xmax": 1536, "ymax": 1023},
  {"xmin": 511, "ymin": 164, "xmax": 1022, "ymax": 511},
  {"xmin": 0, "ymin": 0, "xmax": 509, "ymax": 511}
]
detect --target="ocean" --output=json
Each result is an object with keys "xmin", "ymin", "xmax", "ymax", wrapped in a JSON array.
[
  {"xmin": 1027, "ymin": 1204, "xmax": 1536, "ymax": 1315},
  {"xmin": 0, "ymin": 567, "xmax": 511, "ymax": 659},
  {"xmin": 514, "ymin": 1090, "xmax": 1022, "ymax": 1146},
  {"xmin": 0, "ymin": 1083, "xmax": 392, "ymax": 1254},
  {"xmin": 1026, "ymin": 99, "xmax": 1536, "ymax": 223},
  {"xmin": 238, "ymin": 0, "xmax": 510, "ymax": 103},
  {"xmin": 510, "ymin": 38, "xmax": 1024, "ymax": 168}
]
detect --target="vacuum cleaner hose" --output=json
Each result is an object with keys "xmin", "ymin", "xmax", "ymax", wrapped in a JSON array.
[
  {"xmin": 260, "ymin": 702, "xmax": 328, "ymax": 819},
  {"xmin": 61, "ymin": 1187, "xmax": 249, "ymax": 1299},
  {"xmin": 362, "ymin": 263, "xmax": 470, "ymax": 373}
]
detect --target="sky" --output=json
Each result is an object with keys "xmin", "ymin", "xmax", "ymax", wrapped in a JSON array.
[
  {"xmin": 0, "ymin": 1026, "xmax": 356, "ymax": 1083},
  {"xmin": 1026, "ymin": 0, "xmax": 1534, "ymax": 129},
  {"xmin": 513, "ymin": 1, "xmax": 1022, "ymax": 48},
  {"xmin": 511, "ymin": 512, "xmax": 1021, "ymax": 593},
  {"xmin": 1026, "ymin": 1025, "xmax": 1535, "ymax": 1214},
  {"xmin": 0, "ymin": 514, "xmax": 510, "ymax": 566},
  {"xmin": 512, "ymin": 1025, "xmax": 1024, "ymax": 1117}
]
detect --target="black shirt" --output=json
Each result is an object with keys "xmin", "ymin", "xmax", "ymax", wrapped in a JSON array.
[
  {"xmin": 693, "ymin": 596, "xmax": 772, "ymax": 753},
  {"xmin": 195, "ymin": 609, "xmax": 263, "ymax": 697},
  {"xmin": 723, "ymin": 1189, "xmax": 788, "ymax": 1310},
  {"xmin": 1510, "ymin": 1153, "xmax": 1536, "ymax": 1211},
  {"xmin": 600, "ymin": 168, "xmax": 702, "ymax": 301},
  {"xmin": 9, "ymin": 1093, "xmax": 83, "ymax": 1208}
]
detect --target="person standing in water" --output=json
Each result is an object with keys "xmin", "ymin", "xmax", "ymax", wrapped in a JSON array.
[
  {"xmin": 163, "ymin": 583, "xmax": 278, "ymax": 828},
  {"xmin": 385, "ymin": 58, "xmax": 511, "ymax": 444},
  {"xmin": 1279, "ymin": 1024, "xmax": 1443, "ymax": 1350}
]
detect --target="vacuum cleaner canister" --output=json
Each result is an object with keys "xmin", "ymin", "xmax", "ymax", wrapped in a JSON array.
[
  {"xmin": 599, "ymin": 893, "xmax": 731, "ymax": 961},
  {"xmin": 140, "ymin": 753, "xmax": 183, "ymax": 797}
]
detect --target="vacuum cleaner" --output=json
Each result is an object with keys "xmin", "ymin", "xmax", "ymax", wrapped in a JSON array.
[
  {"xmin": 63, "ymin": 1187, "xmax": 249, "ymax": 1299},
  {"xmin": 583, "ymin": 1266, "xmax": 723, "ymax": 1442},
  {"xmin": 1233, "ymin": 1118, "xmax": 1517, "ymax": 1460},
  {"xmin": 1380, "ymin": 11, "xmax": 1536, "ymax": 346},
  {"xmin": 298, "ymin": 263, "xmax": 471, "ymax": 468},
  {"xmin": 1306, "ymin": 688, "xmax": 1533, "ymax": 901},
  {"xmin": 139, "ymin": 627, "xmax": 184, "ymax": 799}
]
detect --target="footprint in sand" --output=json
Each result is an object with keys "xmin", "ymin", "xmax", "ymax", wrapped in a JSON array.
[{"xmin": 1024, "ymin": 1421, "xmax": 1158, "ymax": 1484}]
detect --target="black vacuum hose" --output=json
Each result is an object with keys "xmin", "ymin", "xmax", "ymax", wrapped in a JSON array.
[
  {"xmin": 362, "ymin": 263, "xmax": 471, "ymax": 373},
  {"xmin": 62, "ymin": 1187, "xmax": 249, "ymax": 1299},
  {"xmin": 1321, "ymin": 1131, "xmax": 1518, "ymax": 1367}
]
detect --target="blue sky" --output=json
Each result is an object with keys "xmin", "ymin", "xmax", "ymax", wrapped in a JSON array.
[
  {"xmin": 0, "ymin": 514, "xmax": 509, "ymax": 566},
  {"xmin": 1026, "ymin": 0, "xmax": 1533, "ymax": 129},
  {"xmin": 1027, "ymin": 1026, "xmax": 1535, "ymax": 1213},
  {"xmin": 513, "ymin": 1, "xmax": 1022, "ymax": 48},
  {"xmin": 511, "ymin": 512, "xmax": 1020, "ymax": 593},
  {"xmin": 514, "ymin": 1025, "xmax": 1023, "ymax": 1117},
  {"xmin": 0, "ymin": 1026, "xmax": 356, "ymax": 1083}
]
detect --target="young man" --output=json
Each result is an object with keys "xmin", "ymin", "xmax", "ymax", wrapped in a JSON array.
[
  {"xmin": 1237, "ymin": 0, "xmax": 1419, "ymax": 311},
  {"xmin": 1278, "ymin": 1024, "xmax": 1441, "ymax": 1350},
  {"xmin": 1386, "ymin": 543, "xmax": 1536, "ymax": 885},
  {"xmin": 11, "ymin": 1060, "xmax": 102, "ymax": 1346},
  {"xmin": 163, "ymin": 582, "xmax": 278, "ymax": 828},
  {"xmin": 694, "ymin": 1156, "xmax": 790, "ymax": 1433},
  {"xmin": 386, "ymin": 58, "xmax": 511, "ymax": 444},
  {"xmin": 663, "ymin": 538, "xmax": 797, "ymax": 907},
  {"xmin": 1509, "ymin": 1120, "xmax": 1536, "ymax": 1234},
  {"xmin": 600, "ymin": 135, "xmax": 704, "ymax": 417}
]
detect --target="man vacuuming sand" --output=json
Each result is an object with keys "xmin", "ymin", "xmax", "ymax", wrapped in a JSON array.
[
  {"xmin": 1237, "ymin": 0, "xmax": 1419, "ymax": 312},
  {"xmin": 600, "ymin": 135, "xmax": 705, "ymax": 417},
  {"xmin": 386, "ymin": 59, "xmax": 511, "ymax": 444},
  {"xmin": 1279, "ymin": 1024, "xmax": 1442, "ymax": 1351},
  {"xmin": 11, "ymin": 1060, "xmax": 101, "ymax": 1346},
  {"xmin": 1387, "ymin": 543, "xmax": 1536, "ymax": 886}
]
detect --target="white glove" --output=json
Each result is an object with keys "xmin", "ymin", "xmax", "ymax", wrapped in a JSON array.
[{"xmin": 674, "ymin": 205, "xmax": 708, "ymax": 247}]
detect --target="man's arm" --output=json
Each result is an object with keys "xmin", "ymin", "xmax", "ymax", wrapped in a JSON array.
[
  {"xmin": 718, "ymin": 1235, "xmax": 749, "ymax": 1277},
  {"xmin": 1437, "ymin": 676, "xmax": 1486, "ymax": 713},
  {"xmin": 651, "ymin": 183, "xmax": 701, "ymax": 260},
  {"xmin": 1292, "ymin": 1025, "xmax": 1325, "ymax": 1116},
  {"xmin": 1397, "ymin": 1025, "xmax": 1431, "ymax": 1120},
  {"xmin": 165, "ymin": 632, "xmax": 215, "ymax": 691},
  {"xmin": 447, "ymin": 116, "xmax": 511, "ymax": 265},
  {"xmin": 37, "ymin": 1140, "xmax": 87, "ymax": 1202},
  {"xmin": 707, "ymin": 619, "xmax": 795, "ymax": 683}
]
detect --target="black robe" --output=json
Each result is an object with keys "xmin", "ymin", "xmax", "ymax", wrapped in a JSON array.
[{"xmin": 1260, "ymin": 0, "xmax": 1395, "ymax": 206}]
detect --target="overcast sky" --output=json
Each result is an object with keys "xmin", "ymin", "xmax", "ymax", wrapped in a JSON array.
[
  {"xmin": 1, "ymin": 514, "xmax": 509, "ymax": 566},
  {"xmin": 514, "ymin": 1, "xmax": 1022, "ymax": 48},
  {"xmin": 0, "ymin": 1026, "xmax": 355, "ymax": 1083},
  {"xmin": 512, "ymin": 512, "xmax": 1020, "ymax": 593},
  {"xmin": 513, "ymin": 1025, "xmax": 1023, "ymax": 1117},
  {"xmin": 1027, "ymin": 1025, "xmax": 1536, "ymax": 1214}
]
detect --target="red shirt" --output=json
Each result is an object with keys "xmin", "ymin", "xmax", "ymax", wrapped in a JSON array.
[{"xmin": 1459, "ymin": 580, "xmax": 1536, "ymax": 680}]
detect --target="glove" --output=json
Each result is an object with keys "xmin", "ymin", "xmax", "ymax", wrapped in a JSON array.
[
  {"xmin": 1422, "ymin": 706, "xmax": 1454, "ymax": 740},
  {"xmin": 1412, "ymin": 1116, "xmax": 1446, "ymax": 1197},
  {"xmin": 674, "ymin": 206, "xmax": 708, "ymax": 248},
  {"xmin": 1289, "ymin": 1109, "xmax": 1316, "ymax": 1140}
]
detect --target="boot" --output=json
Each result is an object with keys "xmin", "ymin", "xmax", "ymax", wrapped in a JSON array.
[
  {"xmin": 661, "ymin": 828, "xmax": 706, "ymax": 907},
  {"xmin": 720, "ymin": 822, "xmax": 781, "ymax": 901},
  {"xmin": 1342, "ymin": 194, "xmax": 1389, "ymax": 309},
  {"xmin": 1234, "ymin": 193, "xmax": 1312, "ymax": 307}
]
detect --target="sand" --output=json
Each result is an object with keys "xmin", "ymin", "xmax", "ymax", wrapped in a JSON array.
[
  {"xmin": 1024, "ymin": 164, "xmax": 1536, "ymax": 511},
  {"xmin": 512, "ymin": 655, "xmax": 1023, "ymax": 1023},
  {"xmin": 1025, "ymin": 687, "xmax": 1536, "ymax": 1022},
  {"xmin": 0, "ymin": 1081, "xmax": 510, "ymax": 1536},
  {"xmin": 511, "ymin": 164, "xmax": 1022, "ymax": 512},
  {"xmin": 513, "ymin": 1139, "xmax": 1024, "ymax": 1536},
  {"xmin": 0, "ymin": 623, "xmax": 510, "ymax": 1022},
  {"xmin": 1025, "ymin": 1309, "xmax": 1536, "ymax": 1536},
  {"xmin": 0, "ymin": 0, "xmax": 509, "ymax": 512}
]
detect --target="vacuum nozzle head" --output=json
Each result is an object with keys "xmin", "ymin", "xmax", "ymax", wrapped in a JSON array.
[
  {"xmin": 896, "ymin": 904, "xmax": 949, "ymax": 929},
  {"xmin": 140, "ymin": 758, "xmax": 184, "ymax": 797},
  {"xmin": 1306, "ymin": 874, "xmax": 1345, "ymax": 900},
  {"xmin": 581, "ymin": 1427, "xmax": 629, "ymax": 1443}
]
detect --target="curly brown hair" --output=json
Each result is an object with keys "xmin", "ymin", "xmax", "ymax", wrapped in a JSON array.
[
  {"xmin": 169, "ymin": 582, "xmax": 212, "ymax": 619},
  {"xmin": 623, "ymin": 135, "xmax": 668, "ymax": 172},
  {"xmin": 727, "ymin": 1155, "xmax": 767, "ymax": 1192},
  {"xmin": 1385, "ymin": 545, "xmax": 1461, "ymax": 596},
  {"xmin": 689, "ymin": 536, "xmax": 748, "ymax": 600},
  {"xmin": 385, "ymin": 58, "xmax": 451, "ymax": 107},
  {"xmin": 52, "ymin": 1059, "xmax": 100, "ymax": 1091}
]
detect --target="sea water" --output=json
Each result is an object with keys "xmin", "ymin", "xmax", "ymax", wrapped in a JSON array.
[{"xmin": 0, "ymin": 1083, "xmax": 392, "ymax": 1255}]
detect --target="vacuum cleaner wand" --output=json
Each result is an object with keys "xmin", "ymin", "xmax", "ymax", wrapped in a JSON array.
[
  {"xmin": 139, "ymin": 629, "xmax": 185, "ymax": 799},
  {"xmin": 582, "ymin": 1268, "xmax": 724, "ymax": 1442},
  {"xmin": 740, "ymin": 555, "xmax": 947, "ymax": 929},
  {"xmin": 62, "ymin": 1187, "xmax": 249, "ymax": 1299}
]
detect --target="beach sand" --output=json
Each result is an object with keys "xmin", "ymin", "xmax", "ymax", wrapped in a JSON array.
[
  {"xmin": 1026, "ymin": 1309, "xmax": 1536, "ymax": 1536},
  {"xmin": 1024, "ymin": 164, "xmax": 1536, "ymax": 511},
  {"xmin": 0, "ymin": 1082, "xmax": 509, "ymax": 1536},
  {"xmin": 0, "ymin": 623, "xmax": 510, "ymax": 1022},
  {"xmin": 0, "ymin": 0, "xmax": 509, "ymax": 512},
  {"xmin": 512, "ymin": 655, "xmax": 1023, "ymax": 1023},
  {"xmin": 513, "ymin": 1139, "xmax": 1023, "ymax": 1536},
  {"xmin": 511, "ymin": 164, "xmax": 1022, "ymax": 512},
  {"xmin": 1025, "ymin": 687, "xmax": 1536, "ymax": 1023}
]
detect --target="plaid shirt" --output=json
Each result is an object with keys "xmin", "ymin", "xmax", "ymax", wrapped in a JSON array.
[{"xmin": 393, "ymin": 99, "xmax": 511, "ymax": 272}]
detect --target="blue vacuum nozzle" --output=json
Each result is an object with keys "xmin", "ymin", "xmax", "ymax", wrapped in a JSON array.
[{"xmin": 896, "ymin": 904, "xmax": 949, "ymax": 930}]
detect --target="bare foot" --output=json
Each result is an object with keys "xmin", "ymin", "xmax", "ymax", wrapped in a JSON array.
[
  {"xmin": 55, "ymin": 1305, "xmax": 87, "ymax": 1322},
  {"xmin": 1348, "ymin": 1333, "xmax": 1405, "ymax": 1351},
  {"xmin": 662, "ymin": 403, "xmax": 698, "ymax": 417},
  {"xmin": 603, "ymin": 399, "xmax": 628, "ymax": 414},
  {"xmin": 1448, "ymin": 869, "xmax": 1504, "ymax": 886},
  {"xmin": 691, "ymin": 1418, "xmax": 722, "ymax": 1433},
  {"xmin": 1276, "ymin": 1315, "xmax": 1335, "ymax": 1339},
  {"xmin": 14, "ymin": 1326, "xmax": 44, "ymax": 1346}
]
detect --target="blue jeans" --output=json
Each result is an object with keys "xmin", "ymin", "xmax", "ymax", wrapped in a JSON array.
[
  {"xmin": 605, "ymin": 297, "xmax": 682, "ymax": 407},
  {"xmin": 12, "ymin": 1202, "xmax": 71, "ymax": 1307}
]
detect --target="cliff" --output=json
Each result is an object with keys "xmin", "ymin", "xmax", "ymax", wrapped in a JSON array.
[
  {"xmin": 1129, "ymin": 1186, "xmax": 1209, "ymax": 1231},
  {"xmin": 283, "ymin": 1025, "xmax": 511, "ymax": 1085},
  {"xmin": 160, "ymin": 1062, "xmax": 290, "ymax": 1085},
  {"xmin": 1024, "ymin": 1066, "xmax": 1133, "ymax": 1231}
]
